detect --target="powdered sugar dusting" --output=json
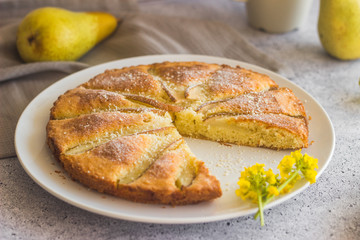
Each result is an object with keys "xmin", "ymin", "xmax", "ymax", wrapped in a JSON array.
[
  {"xmin": 152, "ymin": 63, "xmax": 217, "ymax": 86},
  {"xmin": 83, "ymin": 68, "xmax": 163, "ymax": 97}
]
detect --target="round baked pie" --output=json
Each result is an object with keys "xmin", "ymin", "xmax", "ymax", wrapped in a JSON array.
[{"xmin": 46, "ymin": 61, "xmax": 308, "ymax": 205}]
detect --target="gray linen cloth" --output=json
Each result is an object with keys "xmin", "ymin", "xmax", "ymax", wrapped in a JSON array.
[{"xmin": 0, "ymin": 3, "xmax": 293, "ymax": 159}]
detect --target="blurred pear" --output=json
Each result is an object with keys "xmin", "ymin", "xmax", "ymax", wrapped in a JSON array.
[
  {"xmin": 318, "ymin": 0, "xmax": 360, "ymax": 60},
  {"xmin": 16, "ymin": 7, "xmax": 118, "ymax": 62}
]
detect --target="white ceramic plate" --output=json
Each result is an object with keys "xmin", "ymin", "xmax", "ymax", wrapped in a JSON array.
[{"xmin": 15, "ymin": 54, "xmax": 335, "ymax": 224}]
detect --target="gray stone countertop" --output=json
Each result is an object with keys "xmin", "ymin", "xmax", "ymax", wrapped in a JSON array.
[{"xmin": 1, "ymin": 0, "xmax": 359, "ymax": 239}]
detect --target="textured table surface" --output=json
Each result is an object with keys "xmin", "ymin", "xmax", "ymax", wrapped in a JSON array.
[{"xmin": 1, "ymin": 0, "xmax": 359, "ymax": 239}]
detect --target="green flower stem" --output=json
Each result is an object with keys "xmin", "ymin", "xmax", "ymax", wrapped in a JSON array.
[
  {"xmin": 254, "ymin": 169, "xmax": 300, "ymax": 220},
  {"xmin": 257, "ymin": 190, "xmax": 265, "ymax": 226},
  {"xmin": 276, "ymin": 169, "xmax": 300, "ymax": 194}
]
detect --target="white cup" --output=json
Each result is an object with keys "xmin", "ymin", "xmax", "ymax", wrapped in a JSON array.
[{"xmin": 238, "ymin": 0, "xmax": 313, "ymax": 33}]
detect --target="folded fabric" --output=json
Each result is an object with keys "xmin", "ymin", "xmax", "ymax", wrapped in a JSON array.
[{"xmin": 0, "ymin": 13, "xmax": 293, "ymax": 158}]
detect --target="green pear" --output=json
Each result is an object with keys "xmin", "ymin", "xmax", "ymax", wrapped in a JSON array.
[
  {"xmin": 318, "ymin": 0, "xmax": 360, "ymax": 60},
  {"xmin": 16, "ymin": 7, "xmax": 117, "ymax": 62}
]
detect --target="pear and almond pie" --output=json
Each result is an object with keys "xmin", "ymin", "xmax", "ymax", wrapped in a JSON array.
[{"xmin": 46, "ymin": 61, "xmax": 308, "ymax": 205}]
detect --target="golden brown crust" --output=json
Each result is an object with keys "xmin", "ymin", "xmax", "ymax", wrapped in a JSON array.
[
  {"xmin": 150, "ymin": 61, "xmax": 220, "ymax": 86},
  {"xmin": 114, "ymin": 164, "xmax": 222, "ymax": 205},
  {"xmin": 56, "ymin": 130, "xmax": 221, "ymax": 205},
  {"xmin": 148, "ymin": 61, "xmax": 220, "ymax": 103},
  {"xmin": 50, "ymin": 86, "xmax": 145, "ymax": 119},
  {"xmin": 47, "ymin": 61, "xmax": 308, "ymax": 205},
  {"xmin": 197, "ymin": 87, "xmax": 306, "ymax": 118},
  {"xmin": 46, "ymin": 111, "xmax": 173, "ymax": 154},
  {"xmin": 81, "ymin": 65, "xmax": 170, "ymax": 102},
  {"xmin": 59, "ymin": 134, "xmax": 156, "ymax": 194},
  {"xmin": 116, "ymin": 141, "xmax": 222, "ymax": 205},
  {"xmin": 58, "ymin": 128, "xmax": 180, "ymax": 193},
  {"xmin": 206, "ymin": 65, "xmax": 278, "ymax": 100}
]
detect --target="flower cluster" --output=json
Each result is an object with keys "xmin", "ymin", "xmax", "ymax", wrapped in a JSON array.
[
  {"xmin": 235, "ymin": 163, "xmax": 279, "ymax": 203},
  {"xmin": 236, "ymin": 150, "xmax": 318, "ymax": 226},
  {"xmin": 278, "ymin": 150, "xmax": 318, "ymax": 191}
]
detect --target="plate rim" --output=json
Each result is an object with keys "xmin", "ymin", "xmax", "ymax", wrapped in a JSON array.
[{"xmin": 14, "ymin": 54, "xmax": 335, "ymax": 224}]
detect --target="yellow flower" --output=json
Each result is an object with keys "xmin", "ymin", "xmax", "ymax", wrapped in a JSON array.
[
  {"xmin": 267, "ymin": 186, "xmax": 279, "ymax": 197},
  {"xmin": 303, "ymin": 154, "xmax": 319, "ymax": 169},
  {"xmin": 246, "ymin": 190, "xmax": 259, "ymax": 203},
  {"xmin": 236, "ymin": 163, "xmax": 266, "ymax": 202},
  {"xmin": 278, "ymin": 150, "xmax": 318, "ymax": 184},
  {"xmin": 236, "ymin": 178, "xmax": 251, "ymax": 199},
  {"xmin": 236, "ymin": 178, "xmax": 250, "ymax": 199},
  {"xmin": 236, "ymin": 163, "xmax": 280, "ymax": 204},
  {"xmin": 278, "ymin": 155, "xmax": 296, "ymax": 178},
  {"xmin": 240, "ymin": 167, "xmax": 250, "ymax": 179},
  {"xmin": 265, "ymin": 169, "xmax": 277, "ymax": 185},
  {"xmin": 279, "ymin": 174, "xmax": 301, "ymax": 194},
  {"xmin": 291, "ymin": 149, "xmax": 303, "ymax": 162},
  {"xmin": 238, "ymin": 178, "xmax": 251, "ymax": 189},
  {"xmin": 303, "ymin": 169, "xmax": 317, "ymax": 184},
  {"xmin": 248, "ymin": 163, "xmax": 265, "ymax": 175},
  {"xmin": 235, "ymin": 188, "xmax": 241, "ymax": 196},
  {"xmin": 235, "ymin": 183, "xmax": 258, "ymax": 202},
  {"xmin": 237, "ymin": 150, "xmax": 319, "ymax": 226},
  {"xmin": 299, "ymin": 153, "xmax": 318, "ymax": 184}
]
